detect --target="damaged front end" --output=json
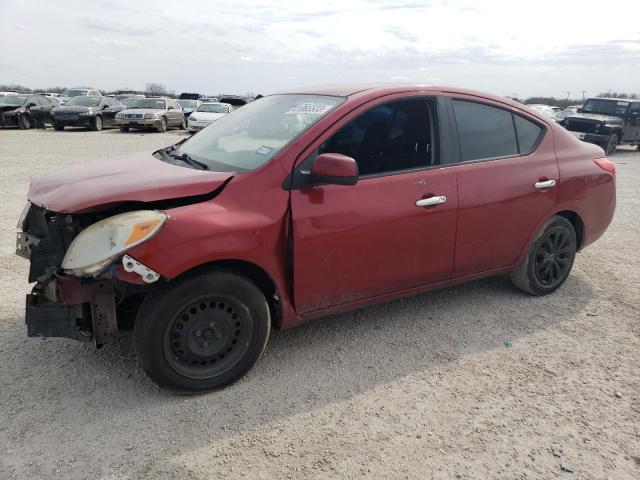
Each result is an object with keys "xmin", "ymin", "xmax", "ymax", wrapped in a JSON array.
[{"xmin": 17, "ymin": 203, "xmax": 163, "ymax": 347}]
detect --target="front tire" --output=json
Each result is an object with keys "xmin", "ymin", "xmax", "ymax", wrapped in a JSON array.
[
  {"xmin": 18, "ymin": 114, "xmax": 32, "ymax": 129},
  {"xmin": 134, "ymin": 270, "xmax": 271, "ymax": 392},
  {"xmin": 510, "ymin": 216, "xmax": 577, "ymax": 296},
  {"xmin": 155, "ymin": 117, "xmax": 167, "ymax": 133},
  {"xmin": 90, "ymin": 115, "xmax": 103, "ymax": 131},
  {"xmin": 604, "ymin": 133, "xmax": 618, "ymax": 155},
  {"xmin": 52, "ymin": 121, "xmax": 64, "ymax": 131},
  {"xmin": 120, "ymin": 126, "xmax": 130, "ymax": 132},
  {"xmin": 180, "ymin": 116, "xmax": 187, "ymax": 129}
]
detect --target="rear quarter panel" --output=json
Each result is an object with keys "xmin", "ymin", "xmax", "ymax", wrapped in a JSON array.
[{"xmin": 554, "ymin": 127, "xmax": 616, "ymax": 248}]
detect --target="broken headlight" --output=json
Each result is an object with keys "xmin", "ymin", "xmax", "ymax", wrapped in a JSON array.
[{"xmin": 61, "ymin": 210, "xmax": 166, "ymax": 276}]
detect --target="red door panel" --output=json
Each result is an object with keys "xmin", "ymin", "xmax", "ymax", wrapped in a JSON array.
[
  {"xmin": 452, "ymin": 132, "xmax": 559, "ymax": 277},
  {"xmin": 292, "ymin": 168, "xmax": 458, "ymax": 314}
]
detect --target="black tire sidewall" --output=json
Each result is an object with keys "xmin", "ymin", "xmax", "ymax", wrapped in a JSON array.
[
  {"xmin": 525, "ymin": 216, "xmax": 576, "ymax": 295},
  {"xmin": 606, "ymin": 134, "xmax": 618, "ymax": 155},
  {"xmin": 19, "ymin": 114, "xmax": 32, "ymax": 129},
  {"xmin": 135, "ymin": 271, "xmax": 270, "ymax": 392},
  {"xmin": 93, "ymin": 115, "xmax": 103, "ymax": 131}
]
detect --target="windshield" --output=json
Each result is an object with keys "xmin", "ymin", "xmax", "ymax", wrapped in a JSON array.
[
  {"xmin": 198, "ymin": 103, "xmax": 228, "ymax": 113},
  {"xmin": 65, "ymin": 96, "xmax": 101, "ymax": 107},
  {"xmin": 63, "ymin": 89, "xmax": 88, "ymax": 97},
  {"xmin": 582, "ymin": 99, "xmax": 629, "ymax": 116},
  {"xmin": 135, "ymin": 99, "xmax": 166, "ymax": 109},
  {"xmin": 0, "ymin": 96, "xmax": 27, "ymax": 106},
  {"xmin": 121, "ymin": 98, "xmax": 139, "ymax": 107},
  {"xmin": 178, "ymin": 100, "xmax": 197, "ymax": 109},
  {"xmin": 175, "ymin": 94, "xmax": 344, "ymax": 172}
]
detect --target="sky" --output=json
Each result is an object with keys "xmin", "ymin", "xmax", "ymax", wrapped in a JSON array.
[{"xmin": 1, "ymin": 0, "xmax": 639, "ymax": 99}]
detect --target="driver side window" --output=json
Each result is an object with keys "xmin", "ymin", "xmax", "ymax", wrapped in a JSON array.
[{"xmin": 319, "ymin": 99, "xmax": 436, "ymax": 176}]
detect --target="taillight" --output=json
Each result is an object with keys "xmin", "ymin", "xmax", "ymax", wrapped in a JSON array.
[{"xmin": 594, "ymin": 158, "xmax": 616, "ymax": 176}]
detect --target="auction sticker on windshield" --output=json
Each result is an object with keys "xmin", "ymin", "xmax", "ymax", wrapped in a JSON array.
[{"xmin": 285, "ymin": 103, "xmax": 334, "ymax": 115}]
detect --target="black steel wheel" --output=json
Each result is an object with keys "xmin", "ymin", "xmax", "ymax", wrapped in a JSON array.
[
  {"xmin": 511, "ymin": 215, "xmax": 577, "ymax": 295},
  {"xmin": 163, "ymin": 294, "xmax": 253, "ymax": 380},
  {"xmin": 604, "ymin": 133, "xmax": 618, "ymax": 155},
  {"xmin": 134, "ymin": 270, "xmax": 270, "ymax": 392}
]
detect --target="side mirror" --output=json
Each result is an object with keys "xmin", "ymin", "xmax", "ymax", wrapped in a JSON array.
[
  {"xmin": 102, "ymin": 104, "xmax": 109, "ymax": 110},
  {"xmin": 168, "ymin": 106, "xmax": 174, "ymax": 110},
  {"xmin": 309, "ymin": 153, "xmax": 358, "ymax": 186},
  {"xmin": 28, "ymin": 102, "xmax": 37, "ymax": 107}
]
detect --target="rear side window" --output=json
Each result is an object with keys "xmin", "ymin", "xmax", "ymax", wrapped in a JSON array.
[
  {"xmin": 513, "ymin": 114, "xmax": 543, "ymax": 155},
  {"xmin": 452, "ymin": 100, "xmax": 518, "ymax": 161}
]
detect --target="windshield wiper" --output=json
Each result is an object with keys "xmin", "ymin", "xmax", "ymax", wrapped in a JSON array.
[{"xmin": 167, "ymin": 150, "xmax": 208, "ymax": 170}]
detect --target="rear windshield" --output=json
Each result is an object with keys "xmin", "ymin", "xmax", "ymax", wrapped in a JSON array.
[{"xmin": 175, "ymin": 94, "xmax": 344, "ymax": 172}]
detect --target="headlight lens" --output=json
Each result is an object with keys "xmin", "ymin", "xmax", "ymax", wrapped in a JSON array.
[
  {"xmin": 61, "ymin": 210, "xmax": 166, "ymax": 276},
  {"xmin": 144, "ymin": 113, "xmax": 160, "ymax": 119},
  {"xmin": 116, "ymin": 113, "xmax": 124, "ymax": 119}
]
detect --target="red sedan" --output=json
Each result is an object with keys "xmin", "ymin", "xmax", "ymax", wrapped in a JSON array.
[{"xmin": 18, "ymin": 84, "xmax": 616, "ymax": 391}]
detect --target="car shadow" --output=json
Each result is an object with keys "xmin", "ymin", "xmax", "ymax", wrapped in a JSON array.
[{"xmin": 2, "ymin": 273, "xmax": 594, "ymax": 478}]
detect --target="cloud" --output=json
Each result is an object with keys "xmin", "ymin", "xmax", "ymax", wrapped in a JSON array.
[
  {"xmin": 91, "ymin": 36, "xmax": 138, "ymax": 49},
  {"xmin": 390, "ymin": 75, "xmax": 410, "ymax": 80},
  {"xmin": 385, "ymin": 26, "xmax": 418, "ymax": 43},
  {"xmin": 82, "ymin": 17, "xmax": 154, "ymax": 35}
]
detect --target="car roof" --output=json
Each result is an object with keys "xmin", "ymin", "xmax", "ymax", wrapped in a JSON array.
[
  {"xmin": 277, "ymin": 83, "xmax": 524, "ymax": 106},
  {"xmin": 588, "ymin": 97, "xmax": 636, "ymax": 102}
]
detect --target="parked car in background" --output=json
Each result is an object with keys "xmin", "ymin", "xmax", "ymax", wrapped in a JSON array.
[
  {"xmin": 528, "ymin": 104, "xmax": 559, "ymax": 120},
  {"xmin": 44, "ymin": 96, "xmax": 63, "ymax": 108},
  {"xmin": 0, "ymin": 91, "xmax": 19, "ymax": 96},
  {"xmin": 16, "ymin": 84, "xmax": 616, "ymax": 391},
  {"xmin": 177, "ymin": 99, "xmax": 202, "ymax": 118},
  {"xmin": 59, "ymin": 87, "xmax": 101, "ymax": 105},
  {"xmin": 564, "ymin": 97, "xmax": 640, "ymax": 154},
  {"xmin": 0, "ymin": 94, "xmax": 55, "ymax": 128},
  {"xmin": 218, "ymin": 95, "xmax": 247, "ymax": 109},
  {"xmin": 179, "ymin": 92, "xmax": 204, "ymax": 100},
  {"xmin": 114, "ymin": 93, "xmax": 146, "ymax": 101},
  {"xmin": 187, "ymin": 102, "xmax": 232, "ymax": 132},
  {"xmin": 202, "ymin": 97, "xmax": 219, "ymax": 103},
  {"xmin": 42, "ymin": 92, "xmax": 62, "ymax": 98},
  {"xmin": 51, "ymin": 96, "xmax": 124, "ymax": 131},
  {"xmin": 115, "ymin": 97, "xmax": 185, "ymax": 132},
  {"xmin": 555, "ymin": 105, "xmax": 581, "ymax": 126}
]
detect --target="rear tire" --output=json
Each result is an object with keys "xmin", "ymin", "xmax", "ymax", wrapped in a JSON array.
[
  {"xmin": 18, "ymin": 114, "xmax": 32, "ymax": 129},
  {"xmin": 134, "ymin": 270, "xmax": 271, "ymax": 392},
  {"xmin": 52, "ymin": 121, "xmax": 64, "ymax": 131},
  {"xmin": 510, "ymin": 216, "xmax": 577, "ymax": 296},
  {"xmin": 90, "ymin": 115, "xmax": 103, "ymax": 131},
  {"xmin": 120, "ymin": 126, "xmax": 129, "ymax": 132}
]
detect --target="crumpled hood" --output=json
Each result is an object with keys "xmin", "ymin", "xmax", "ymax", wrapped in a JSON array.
[
  {"xmin": 567, "ymin": 113, "xmax": 624, "ymax": 124},
  {"xmin": 28, "ymin": 152, "xmax": 233, "ymax": 213},
  {"xmin": 0, "ymin": 105, "xmax": 21, "ymax": 113}
]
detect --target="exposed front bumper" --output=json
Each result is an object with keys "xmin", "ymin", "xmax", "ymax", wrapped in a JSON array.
[
  {"xmin": 0, "ymin": 112, "xmax": 19, "ymax": 127},
  {"xmin": 187, "ymin": 120, "xmax": 212, "ymax": 132},
  {"xmin": 52, "ymin": 114, "xmax": 92, "ymax": 127}
]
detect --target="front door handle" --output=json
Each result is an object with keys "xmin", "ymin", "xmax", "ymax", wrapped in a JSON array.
[
  {"xmin": 534, "ymin": 179, "xmax": 556, "ymax": 189},
  {"xmin": 416, "ymin": 195, "xmax": 446, "ymax": 207}
]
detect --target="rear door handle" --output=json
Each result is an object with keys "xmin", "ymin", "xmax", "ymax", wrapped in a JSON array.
[
  {"xmin": 416, "ymin": 195, "xmax": 446, "ymax": 207},
  {"xmin": 534, "ymin": 179, "xmax": 556, "ymax": 189}
]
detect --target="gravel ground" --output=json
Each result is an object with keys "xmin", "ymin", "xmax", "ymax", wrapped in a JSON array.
[{"xmin": 0, "ymin": 129, "xmax": 638, "ymax": 480}]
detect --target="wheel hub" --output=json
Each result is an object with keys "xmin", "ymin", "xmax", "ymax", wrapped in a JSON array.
[
  {"xmin": 534, "ymin": 229, "xmax": 573, "ymax": 287},
  {"xmin": 166, "ymin": 296, "xmax": 249, "ymax": 373}
]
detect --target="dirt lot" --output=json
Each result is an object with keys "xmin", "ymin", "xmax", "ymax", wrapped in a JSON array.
[{"xmin": 0, "ymin": 128, "xmax": 638, "ymax": 480}]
